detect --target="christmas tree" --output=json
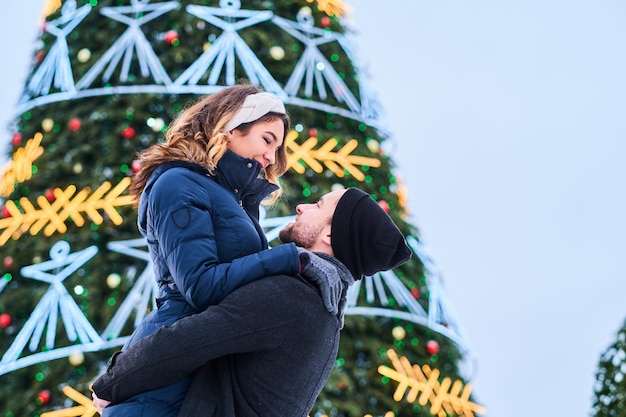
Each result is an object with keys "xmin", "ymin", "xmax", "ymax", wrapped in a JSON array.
[
  {"xmin": 592, "ymin": 318, "xmax": 626, "ymax": 417},
  {"xmin": 0, "ymin": 1, "xmax": 484, "ymax": 416}
]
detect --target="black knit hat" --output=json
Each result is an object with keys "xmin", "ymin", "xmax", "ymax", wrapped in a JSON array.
[{"xmin": 331, "ymin": 188, "xmax": 412, "ymax": 280}]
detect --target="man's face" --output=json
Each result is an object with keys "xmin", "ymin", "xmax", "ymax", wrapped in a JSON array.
[{"xmin": 279, "ymin": 189, "xmax": 346, "ymax": 250}]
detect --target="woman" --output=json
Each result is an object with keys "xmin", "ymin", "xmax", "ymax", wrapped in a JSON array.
[{"xmin": 101, "ymin": 85, "xmax": 301, "ymax": 416}]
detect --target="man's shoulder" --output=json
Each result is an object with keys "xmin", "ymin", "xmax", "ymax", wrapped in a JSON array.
[
  {"xmin": 234, "ymin": 274, "xmax": 319, "ymax": 306},
  {"xmin": 247, "ymin": 274, "xmax": 313, "ymax": 291},
  {"xmin": 231, "ymin": 274, "xmax": 340, "ymax": 333}
]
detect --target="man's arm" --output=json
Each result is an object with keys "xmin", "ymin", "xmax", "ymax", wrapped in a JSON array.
[{"xmin": 92, "ymin": 277, "xmax": 301, "ymax": 403}]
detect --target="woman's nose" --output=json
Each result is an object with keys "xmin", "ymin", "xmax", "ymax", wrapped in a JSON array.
[{"xmin": 265, "ymin": 151, "xmax": 275, "ymax": 165}]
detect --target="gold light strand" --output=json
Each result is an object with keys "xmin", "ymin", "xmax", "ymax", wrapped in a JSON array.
[
  {"xmin": 40, "ymin": 385, "xmax": 97, "ymax": 417},
  {"xmin": 0, "ymin": 132, "xmax": 45, "ymax": 197},
  {"xmin": 0, "ymin": 178, "xmax": 134, "ymax": 245},
  {"xmin": 307, "ymin": 0, "xmax": 353, "ymax": 18},
  {"xmin": 285, "ymin": 130, "xmax": 381, "ymax": 181},
  {"xmin": 378, "ymin": 349, "xmax": 486, "ymax": 417}
]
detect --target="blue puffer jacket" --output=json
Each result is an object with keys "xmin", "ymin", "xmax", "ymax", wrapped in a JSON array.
[{"xmin": 102, "ymin": 150, "xmax": 299, "ymax": 417}]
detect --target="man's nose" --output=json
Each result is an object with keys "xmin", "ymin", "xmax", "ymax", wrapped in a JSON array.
[{"xmin": 295, "ymin": 204, "xmax": 312, "ymax": 214}]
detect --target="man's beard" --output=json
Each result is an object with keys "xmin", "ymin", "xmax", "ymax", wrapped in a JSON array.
[{"xmin": 279, "ymin": 222, "xmax": 323, "ymax": 250}]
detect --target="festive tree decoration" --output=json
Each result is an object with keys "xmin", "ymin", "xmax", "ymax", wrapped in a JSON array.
[
  {"xmin": 305, "ymin": 0, "xmax": 352, "ymax": 18},
  {"xmin": 0, "ymin": 313, "xmax": 11, "ymax": 328},
  {"xmin": 1, "ymin": 241, "xmax": 100, "ymax": 374},
  {"xmin": 0, "ymin": 132, "xmax": 44, "ymax": 197},
  {"xmin": 26, "ymin": 0, "xmax": 92, "ymax": 98},
  {"xmin": 176, "ymin": 4, "xmax": 280, "ymax": 91},
  {"xmin": 40, "ymin": 385, "xmax": 97, "ymax": 417},
  {"xmin": 99, "ymin": 238, "xmax": 158, "ymax": 342},
  {"xmin": 274, "ymin": 10, "xmax": 360, "ymax": 110},
  {"xmin": 75, "ymin": 0, "xmax": 178, "ymax": 89},
  {"xmin": 379, "ymin": 349, "xmax": 486, "ymax": 417},
  {"xmin": 17, "ymin": 0, "xmax": 382, "ymax": 129},
  {"xmin": 284, "ymin": 131, "xmax": 381, "ymax": 179},
  {"xmin": 1, "ymin": 1, "xmax": 482, "ymax": 415},
  {"xmin": 42, "ymin": 0, "xmax": 63, "ymax": 18},
  {"xmin": 0, "ymin": 178, "xmax": 133, "ymax": 245}
]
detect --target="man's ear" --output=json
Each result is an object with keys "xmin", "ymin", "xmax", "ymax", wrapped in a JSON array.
[{"xmin": 320, "ymin": 224, "xmax": 332, "ymax": 247}]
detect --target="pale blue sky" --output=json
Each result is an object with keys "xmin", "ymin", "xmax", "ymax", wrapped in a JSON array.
[{"xmin": 2, "ymin": 2, "xmax": 626, "ymax": 417}]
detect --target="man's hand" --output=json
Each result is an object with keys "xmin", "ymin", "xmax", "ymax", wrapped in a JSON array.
[
  {"xmin": 297, "ymin": 247, "xmax": 342, "ymax": 315},
  {"xmin": 92, "ymin": 391, "xmax": 111, "ymax": 414}
]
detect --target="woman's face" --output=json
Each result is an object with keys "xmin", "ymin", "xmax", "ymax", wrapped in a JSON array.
[{"xmin": 228, "ymin": 119, "xmax": 285, "ymax": 169}]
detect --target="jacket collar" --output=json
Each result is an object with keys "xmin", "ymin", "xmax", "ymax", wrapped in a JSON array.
[
  {"xmin": 212, "ymin": 150, "xmax": 278, "ymax": 219},
  {"xmin": 139, "ymin": 152, "xmax": 277, "ymax": 228},
  {"xmin": 213, "ymin": 150, "xmax": 272, "ymax": 197},
  {"xmin": 137, "ymin": 153, "xmax": 273, "ymax": 249}
]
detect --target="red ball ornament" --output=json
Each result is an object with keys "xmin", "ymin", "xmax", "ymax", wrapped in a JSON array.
[
  {"xmin": 3, "ymin": 256, "xmax": 13, "ymax": 270},
  {"xmin": 308, "ymin": 128, "xmax": 318, "ymax": 138},
  {"xmin": 426, "ymin": 340, "xmax": 440, "ymax": 355},
  {"xmin": 11, "ymin": 133, "xmax": 22, "ymax": 147},
  {"xmin": 37, "ymin": 389, "xmax": 51, "ymax": 405},
  {"xmin": 121, "ymin": 126, "xmax": 136, "ymax": 139},
  {"xmin": 1, "ymin": 206, "xmax": 11, "ymax": 218},
  {"xmin": 45, "ymin": 188, "xmax": 56, "ymax": 202},
  {"xmin": 164, "ymin": 30, "xmax": 179, "ymax": 44},
  {"xmin": 35, "ymin": 50, "xmax": 46, "ymax": 64},
  {"xmin": 131, "ymin": 159, "xmax": 142, "ymax": 173},
  {"xmin": 68, "ymin": 117, "xmax": 82, "ymax": 132},
  {"xmin": 410, "ymin": 287, "xmax": 420, "ymax": 299},
  {"xmin": 0, "ymin": 313, "xmax": 11, "ymax": 328},
  {"xmin": 378, "ymin": 200, "xmax": 390, "ymax": 213},
  {"xmin": 320, "ymin": 16, "xmax": 331, "ymax": 28}
]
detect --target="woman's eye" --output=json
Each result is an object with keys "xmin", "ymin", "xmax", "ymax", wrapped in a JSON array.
[{"xmin": 264, "ymin": 137, "xmax": 271, "ymax": 144}]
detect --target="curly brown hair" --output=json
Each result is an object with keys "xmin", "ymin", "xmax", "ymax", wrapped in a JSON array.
[{"xmin": 130, "ymin": 85, "xmax": 290, "ymax": 207}]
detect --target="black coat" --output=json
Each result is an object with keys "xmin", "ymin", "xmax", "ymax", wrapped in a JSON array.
[{"xmin": 93, "ymin": 270, "xmax": 346, "ymax": 417}]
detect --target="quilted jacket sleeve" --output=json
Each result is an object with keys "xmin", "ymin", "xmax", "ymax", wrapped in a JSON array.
[{"xmin": 148, "ymin": 169, "xmax": 299, "ymax": 311}]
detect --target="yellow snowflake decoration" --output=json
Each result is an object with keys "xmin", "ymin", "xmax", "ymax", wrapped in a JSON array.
[
  {"xmin": 285, "ymin": 130, "xmax": 381, "ymax": 181},
  {"xmin": 394, "ymin": 173, "xmax": 410, "ymax": 217},
  {"xmin": 41, "ymin": 385, "xmax": 98, "ymax": 417},
  {"xmin": 0, "ymin": 132, "xmax": 45, "ymax": 197},
  {"xmin": 41, "ymin": 0, "xmax": 62, "ymax": 21},
  {"xmin": 0, "ymin": 178, "xmax": 134, "ymax": 246},
  {"xmin": 378, "ymin": 349, "xmax": 486, "ymax": 417},
  {"xmin": 44, "ymin": 384, "xmax": 408, "ymax": 417},
  {"xmin": 0, "ymin": 129, "xmax": 379, "ymax": 244},
  {"xmin": 307, "ymin": 0, "xmax": 353, "ymax": 18}
]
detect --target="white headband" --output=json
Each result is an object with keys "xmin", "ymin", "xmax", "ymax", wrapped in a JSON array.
[{"xmin": 224, "ymin": 92, "xmax": 286, "ymax": 132}]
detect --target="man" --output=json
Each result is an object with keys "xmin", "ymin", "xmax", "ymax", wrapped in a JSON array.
[{"xmin": 92, "ymin": 187, "xmax": 411, "ymax": 416}]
